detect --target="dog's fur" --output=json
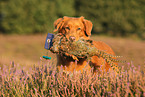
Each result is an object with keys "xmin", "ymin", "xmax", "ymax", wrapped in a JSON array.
[{"xmin": 53, "ymin": 16, "xmax": 118, "ymax": 73}]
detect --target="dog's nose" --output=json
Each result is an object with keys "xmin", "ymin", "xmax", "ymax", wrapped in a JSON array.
[{"xmin": 69, "ymin": 36, "xmax": 76, "ymax": 41}]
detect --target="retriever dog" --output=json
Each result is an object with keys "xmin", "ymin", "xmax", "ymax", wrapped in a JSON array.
[{"xmin": 53, "ymin": 16, "xmax": 118, "ymax": 73}]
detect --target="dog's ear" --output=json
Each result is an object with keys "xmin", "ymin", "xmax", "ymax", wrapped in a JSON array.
[
  {"xmin": 53, "ymin": 18, "xmax": 63, "ymax": 32},
  {"xmin": 53, "ymin": 16, "xmax": 70, "ymax": 32},
  {"xmin": 81, "ymin": 17, "xmax": 93, "ymax": 36}
]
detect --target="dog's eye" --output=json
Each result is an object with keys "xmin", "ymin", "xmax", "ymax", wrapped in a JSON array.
[
  {"xmin": 65, "ymin": 27, "xmax": 70, "ymax": 30},
  {"xmin": 77, "ymin": 28, "xmax": 81, "ymax": 30}
]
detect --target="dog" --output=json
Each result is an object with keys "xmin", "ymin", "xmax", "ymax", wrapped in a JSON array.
[{"xmin": 53, "ymin": 16, "xmax": 118, "ymax": 73}]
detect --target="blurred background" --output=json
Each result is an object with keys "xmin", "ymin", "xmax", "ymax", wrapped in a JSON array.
[{"xmin": 0, "ymin": 0, "xmax": 145, "ymax": 69}]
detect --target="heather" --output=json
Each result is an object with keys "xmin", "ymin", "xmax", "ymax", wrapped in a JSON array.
[
  {"xmin": 0, "ymin": 35, "xmax": 145, "ymax": 96},
  {"xmin": 0, "ymin": 61, "xmax": 144, "ymax": 96}
]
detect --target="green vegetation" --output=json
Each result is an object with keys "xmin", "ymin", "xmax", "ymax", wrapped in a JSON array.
[
  {"xmin": 0, "ymin": 0, "xmax": 145, "ymax": 39},
  {"xmin": 76, "ymin": 0, "xmax": 145, "ymax": 39}
]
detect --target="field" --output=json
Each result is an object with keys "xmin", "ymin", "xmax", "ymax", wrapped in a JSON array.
[
  {"xmin": 0, "ymin": 34, "xmax": 145, "ymax": 96},
  {"xmin": 0, "ymin": 34, "xmax": 144, "ymax": 69}
]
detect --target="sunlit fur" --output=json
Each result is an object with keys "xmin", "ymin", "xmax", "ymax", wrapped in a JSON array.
[{"xmin": 53, "ymin": 16, "xmax": 118, "ymax": 73}]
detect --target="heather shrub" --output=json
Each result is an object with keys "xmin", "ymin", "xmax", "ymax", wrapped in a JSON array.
[{"xmin": 0, "ymin": 61, "xmax": 144, "ymax": 96}]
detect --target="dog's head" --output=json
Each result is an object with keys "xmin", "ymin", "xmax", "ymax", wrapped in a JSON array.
[{"xmin": 53, "ymin": 16, "xmax": 93, "ymax": 41}]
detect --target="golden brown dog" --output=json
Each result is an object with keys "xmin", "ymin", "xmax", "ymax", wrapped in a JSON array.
[{"xmin": 53, "ymin": 16, "xmax": 118, "ymax": 73}]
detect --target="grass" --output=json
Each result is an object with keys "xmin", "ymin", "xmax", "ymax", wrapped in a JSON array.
[
  {"xmin": 0, "ymin": 34, "xmax": 56, "ymax": 68},
  {"xmin": 0, "ymin": 34, "xmax": 144, "ymax": 69},
  {"xmin": 0, "ymin": 34, "xmax": 145, "ymax": 96}
]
